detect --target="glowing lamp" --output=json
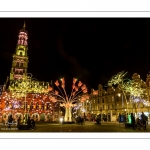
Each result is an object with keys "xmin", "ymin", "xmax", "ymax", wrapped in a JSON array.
[
  {"xmin": 118, "ymin": 93, "xmax": 121, "ymax": 97},
  {"xmin": 59, "ymin": 118, "xmax": 63, "ymax": 123}
]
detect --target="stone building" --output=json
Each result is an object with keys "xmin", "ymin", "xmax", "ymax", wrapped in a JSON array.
[
  {"xmin": 0, "ymin": 23, "xmax": 58, "ymax": 123},
  {"xmin": 81, "ymin": 73, "xmax": 150, "ymax": 121}
]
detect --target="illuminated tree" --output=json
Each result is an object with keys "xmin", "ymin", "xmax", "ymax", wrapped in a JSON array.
[
  {"xmin": 108, "ymin": 71, "xmax": 128, "ymax": 105},
  {"xmin": 108, "ymin": 71, "xmax": 148, "ymax": 109},
  {"xmin": 122, "ymin": 79, "xmax": 149, "ymax": 107},
  {"xmin": 48, "ymin": 78, "xmax": 89, "ymax": 122}
]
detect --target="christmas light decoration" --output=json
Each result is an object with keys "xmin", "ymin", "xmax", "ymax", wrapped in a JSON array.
[
  {"xmin": 108, "ymin": 71, "xmax": 127, "ymax": 86},
  {"xmin": 93, "ymin": 90, "xmax": 98, "ymax": 95},
  {"xmin": 48, "ymin": 78, "xmax": 89, "ymax": 122},
  {"xmin": 108, "ymin": 71, "xmax": 147, "ymax": 106},
  {"xmin": 8, "ymin": 75, "xmax": 50, "ymax": 122}
]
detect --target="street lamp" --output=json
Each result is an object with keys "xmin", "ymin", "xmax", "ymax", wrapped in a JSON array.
[
  {"xmin": 118, "ymin": 93, "xmax": 121, "ymax": 97},
  {"xmin": 59, "ymin": 117, "xmax": 63, "ymax": 124}
]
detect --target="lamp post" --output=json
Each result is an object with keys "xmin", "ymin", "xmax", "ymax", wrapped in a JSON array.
[{"xmin": 127, "ymin": 102, "xmax": 129, "ymax": 114}]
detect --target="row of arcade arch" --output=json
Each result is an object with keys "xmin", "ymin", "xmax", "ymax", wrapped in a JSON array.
[{"xmin": 2, "ymin": 112, "xmax": 53, "ymax": 122}]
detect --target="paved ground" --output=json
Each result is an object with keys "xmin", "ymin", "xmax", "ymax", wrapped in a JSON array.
[{"xmin": 0, "ymin": 121, "xmax": 150, "ymax": 132}]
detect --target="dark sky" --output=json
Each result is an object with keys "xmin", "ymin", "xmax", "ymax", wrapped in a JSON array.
[{"xmin": 0, "ymin": 18, "xmax": 150, "ymax": 91}]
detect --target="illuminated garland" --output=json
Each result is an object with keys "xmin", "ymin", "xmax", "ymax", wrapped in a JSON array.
[{"xmin": 131, "ymin": 96, "xmax": 149, "ymax": 106}]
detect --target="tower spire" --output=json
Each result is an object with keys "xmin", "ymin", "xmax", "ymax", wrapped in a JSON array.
[
  {"xmin": 23, "ymin": 21, "xmax": 26, "ymax": 30},
  {"xmin": 9, "ymin": 24, "xmax": 29, "ymax": 80}
]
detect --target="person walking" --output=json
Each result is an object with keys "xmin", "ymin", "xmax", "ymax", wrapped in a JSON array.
[
  {"xmin": 31, "ymin": 118, "xmax": 36, "ymax": 129},
  {"xmin": 141, "ymin": 112, "xmax": 146, "ymax": 129},
  {"xmin": 80, "ymin": 116, "xmax": 83, "ymax": 125},
  {"xmin": 135, "ymin": 117, "xmax": 144, "ymax": 130}
]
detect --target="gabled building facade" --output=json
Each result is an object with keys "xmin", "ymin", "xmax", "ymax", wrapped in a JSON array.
[{"xmin": 81, "ymin": 73, "xmax": 150, "ymax": 122}]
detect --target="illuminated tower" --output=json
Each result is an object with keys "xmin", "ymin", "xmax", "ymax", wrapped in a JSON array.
[{"xmin": 10, "ymin": 22, "xmax": 28, "ymax": 80}]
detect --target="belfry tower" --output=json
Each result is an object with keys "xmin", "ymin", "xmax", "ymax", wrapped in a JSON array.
[{"xmin": 10, "ymin": 22, "xmax": 28, "ymax": 80}]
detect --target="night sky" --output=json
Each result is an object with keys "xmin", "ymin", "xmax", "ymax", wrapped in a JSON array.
[{"xmin": 0, "ymin": 18, "xmax": 150, "ymax": 91}]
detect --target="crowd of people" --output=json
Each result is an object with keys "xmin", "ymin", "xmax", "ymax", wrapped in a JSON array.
[
  {"xmin": 7, "ymin": 115, "xmax": 36, "ymax": 130},
  {"xmin": 74, "ymin": 115, "xmax": 101, "ymax": 125},
  {"xmin": 131, "ymin": 112, "xmax": 148, "ymax": 130},
  {"xmin": 5, "ymin": 112, "xmax": 149, "ymax": 130}
]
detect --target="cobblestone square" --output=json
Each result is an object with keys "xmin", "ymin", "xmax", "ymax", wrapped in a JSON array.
[{"xmin": 0, "ymin": 121, "xmax": 150, "ymax": 132}]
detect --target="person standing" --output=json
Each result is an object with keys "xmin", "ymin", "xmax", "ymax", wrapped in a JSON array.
[
  {"xmin": 96, "ymin": 116, "xmax": 100, "ymax": 125},
  {"xmin": 8, "ymin": 115, "xmax": 13, "ymax": 129},
  {"xmin": 17, "ymin": 117, "xmax": 21, "ymax": 130},
  {"xmin": 141, "ymin": 112, "xmax": 146, "ymax": 129},
  {"xmin": 27, "ymin": 117, "xmax": 31, "ymax": 129},
  {"xmin": 131, "ymin": 113, "xmax": 135, "ymax": 130},
  {"xmin": 145, "ymin": 116, "xmax": 148, "ymax": 125},
  {"xmin": 31, "ymin": 118, "xmax": 36, "ymax": 129}
]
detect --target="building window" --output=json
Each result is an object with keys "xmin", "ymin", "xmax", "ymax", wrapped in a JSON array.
[
  {"xmin": 98, "ymin": 99, "xmax": 99, "ymax": 104},
  {"xmin": 108, "ymin": 105, "xmax": 110, "ymax": 109},
  {"xmin": 112, "ymin": 96, "xmax": 114, "ymax": 101},
  {"xmin": 116, "ymin": 96, "xmax": 119, "ymax": 102},
  {"xmin": 20, "ymin": 63, "xmax": 23, "ymax": 67},
  {"xmin": 100, "ymin": 92, "xmax": 102, "ymax": 96},
  {"xmin": 102, "ymin": 105, "xmax": 105, "ymax": 110},
  {"xmin": 36, "ymin": 103, "xmax": 39, "ymax": 109},
  {"xmin": 24, "ymin": 102, "xmax": 27, "ymax": 110},
  {"xmin": 117, "ymin": 104, "xmax": 119, "ymax": 108},
  {"xmin": 107, "ymin": 98, "xmax": 110, "ymax": 103},
  {"xmin": 112, "ymin": 104, "xmax": 114, "ymax": 109},
  {"xmin": 30, "ymin": 102, "xmax": 33, "ymax": 110},
  {"xmin": 16, "ymin": 62, "xmax": 19, "ymax": 67},
  {"xmin": 87, "ymin": 107, "xmax": 89, "ymax": 111},
  {"xmin": 42, "ymin": 102, "xmax": 44, "ymax": 110},
  {"xmin": 47, "ymin": 103, "xmax": 50, "ymax": 110},
  {"xmin": 100, "ymin": 107, "xmax": 102, "ymax": 111},
  {"xmin": 102, "ymin": 98, "xmax": 104, "ymax": 103}
]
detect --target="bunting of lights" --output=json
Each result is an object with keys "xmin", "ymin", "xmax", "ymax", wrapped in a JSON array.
[{"xmin": 48, "ymin": 78, "xmax": 89, "ymax": 122}]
